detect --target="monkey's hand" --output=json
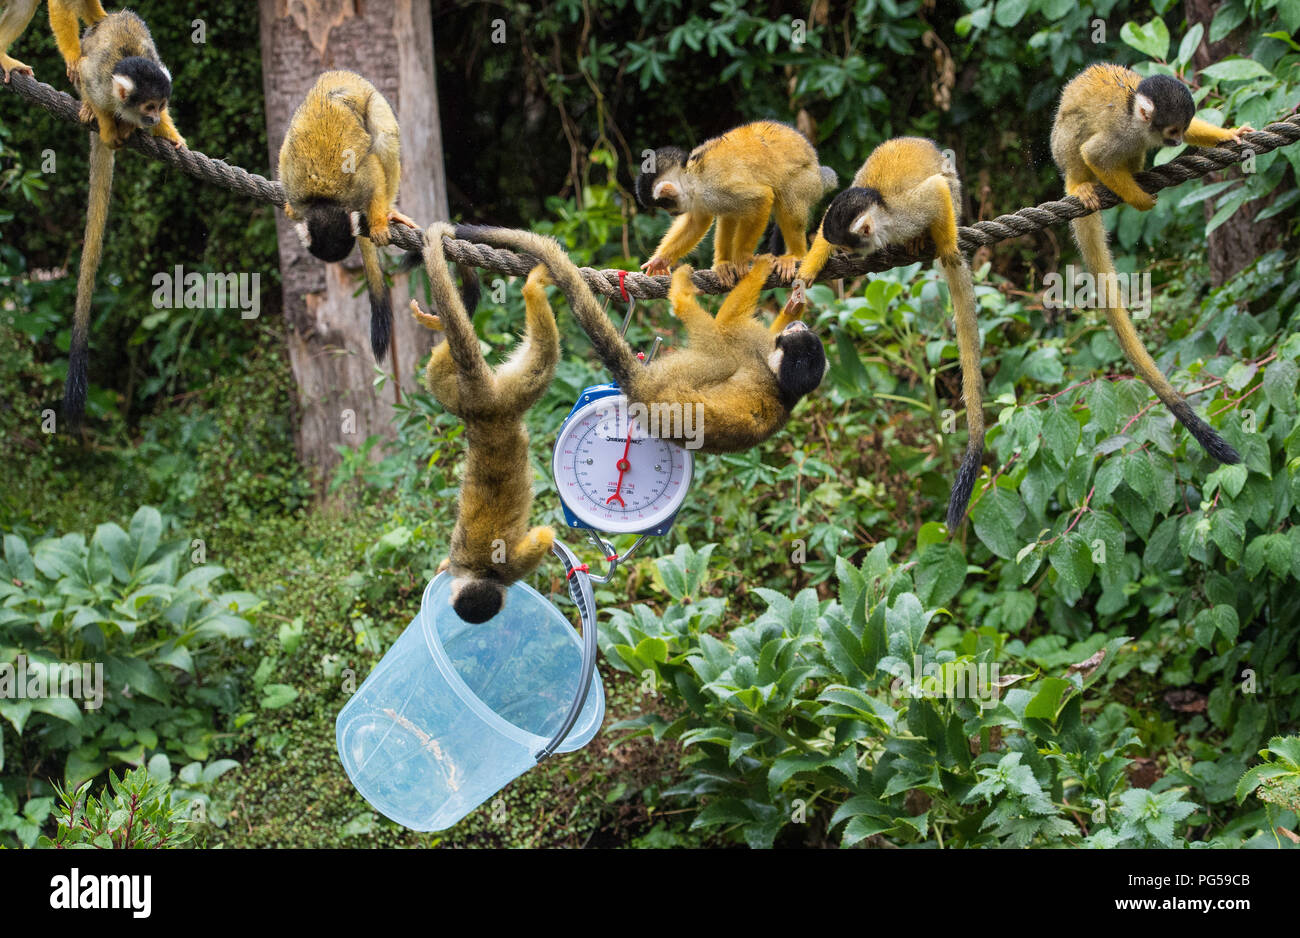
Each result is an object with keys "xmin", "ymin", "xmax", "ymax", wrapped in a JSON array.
[
  {"xmin": 1, "ymin": 54, "xmax": 34, "ymax": 83},
  {"xmin": 78, "ymin": 100, "xmax": 95, "ymax": 125},
  {"xmin": 640, "ymin": 255, "xmax": 671, "ymax": 277},
  {"xmin": 436, "ymin": 557, "xmax": 451, "ymax": 575},
  {"xmin": 388, "ymin": 209, "xmax": 418, "ymax": 229},
  {"xmin": 1229, "ymin": 124, "xmax": 1255, "ymax": 145},
  {"xmin": 409, "ymin": 299, "xmax": 443, "ymax": 331},
  {"xmin": 772, "ymin": 254, "xmax": 801, "ymax": 282}
]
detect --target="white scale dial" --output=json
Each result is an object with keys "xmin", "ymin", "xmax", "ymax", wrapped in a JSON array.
[{"xmin": 553, "ymin": 393, "xmax": 693, "ymax": 534}]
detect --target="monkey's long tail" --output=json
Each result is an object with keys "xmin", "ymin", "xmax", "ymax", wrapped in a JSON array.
[
  {"xmin": 359, "ymin": 238, "xmax": 392, "ymax": 361},
  {"xmin": 1072, "ymin": 213, "xmax": 1241, "ymax": 464},
  {"xmin": 941, "ymin": 254, "xmax": 985, "ymax": 529},
  {"xmin": 65, "ymin": 133, "xmax": 114, "ymax": 429},
  {"xmin": 453, "ymin": 224, "xmax": 642, "ymax": 387}
]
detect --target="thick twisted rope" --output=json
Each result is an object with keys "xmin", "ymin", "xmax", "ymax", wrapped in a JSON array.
[{"xmin": 6, "ymin": 71, "xmax": 1299, "ymax": 299}]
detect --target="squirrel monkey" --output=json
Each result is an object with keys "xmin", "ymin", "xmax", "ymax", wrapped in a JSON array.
[
  {"xmin": 0, "ymin": 0, "xmax": 104, "ymax": 84},
  {"xmin": 794, "ymin": 137, "xmax": 985, "ymax": 529},
  {"xmin": 635, "ymin": 120, "xmax": 837, "ymax": 286},
  {"xmin": 456, "ymin": 225, "xmax": 829, "ymax": 454},
  {"xmin": 279, "ymin": 70, "xmax": 417, "ymax": 363},
  {"xmin": 1051, "ymin": 64, "xmax": 1252, "ymax": 465},
  {"xmin": 410, "ymin": 223, "xmax": 560, "ymax": 625},
  {"xmin": 65, "ymin": 9, "xmax": 184, "ymax": 426}
]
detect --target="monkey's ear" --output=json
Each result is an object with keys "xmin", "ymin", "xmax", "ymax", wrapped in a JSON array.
[
  {"xmin": 349, "ymin": 212, "xmax": 363, "ymax": 237},
  {"xmin": 294, "ymin": 221, "xmax": 311, "ymax": 249},
  {"xmin": 848, "ymin": 212, "xmax": 873, "ymax": 238},
  {"xmin": 112, "ymin": 74, "xmax": 134, "ymax": 101},
  {"xmin": 1134, "ymin": 93, "xmax": 1156, "ymax": 124},
  {"xmin": 160, "ymin": 64, "xmax": 171, "ymax": 83},
  {"xmin": 652, "ymin": 180, "xmax": 679, "ymax": 202}
]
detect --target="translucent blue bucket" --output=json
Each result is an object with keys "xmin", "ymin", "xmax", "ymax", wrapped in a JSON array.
[{"xmin": 335, "ymin": 563, "xmax": 605, "ymax": 831}]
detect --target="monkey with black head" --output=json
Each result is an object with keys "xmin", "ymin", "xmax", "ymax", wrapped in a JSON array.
[
  {"xmin": 279, "ymin": 70, "xmax": 417, "ymax": 362},
  {"xmin": 1051, "ymin": 64, "xmax": 1251, "ymax": 465},
  {"xmin": 455, "ymin": 225, "xmax": 828, "ymax": 454},
  {"xmin": 64, "ymin": 8, "xmax": 184, "ymax": 427},
  {"xmin": 795, "ymin": 138, "xmax": 985, "ymax": 528},
  {"xmin": 410, "ymin": 223, "xmax": 560, "ymax": 625}
]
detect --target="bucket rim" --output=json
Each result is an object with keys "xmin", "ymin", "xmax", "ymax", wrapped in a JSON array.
[{"xmin": 419, "ymin": 572, "xmax": 602, "ymax": 754}]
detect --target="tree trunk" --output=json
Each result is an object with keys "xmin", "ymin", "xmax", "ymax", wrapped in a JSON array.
[
  {"xmin": 258, "ymin": 0, "xmax": 449, "ymax": 482},
  {"xmin": 1184, "ymin": 0, "xmax": 1283, "ymax": 286}
]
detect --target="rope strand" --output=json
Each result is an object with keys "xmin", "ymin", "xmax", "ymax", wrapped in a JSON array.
[{"xmin": 5, "ymin": 71, "xmax": 1298, "ymax": 299}]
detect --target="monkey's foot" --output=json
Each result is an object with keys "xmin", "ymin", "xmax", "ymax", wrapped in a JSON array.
[
  {"xmin": 0, "ymin": 55, "xmax": 33, "ymax": 83},
  {"xmin": 1072, "ymin": 184, "xmax": 1102, "ymax": 212},
  {"xmin": 388, "ymin": 210, "xmax": 418, "ymax": 229},
  {"xmin": 1125, "ymin": 191, "xmax": 1157, "ymax": 212},
  {"xmin": 409, "ymin": 299, "xmax": 443, "ymax": 331},
  {"xmin": 905, "ymin": 237, "xmax": 927, "ymax": 256},
  {"xmin": 641, "ymin": 255, "xmax": 671, "ymax": 277},
  {"xmin": 65, "ymin": 56, "xmax": 83, "ymax": 86},
  {"xmin": 772, "ymin": 254, "xmax": 801, "ymax": 281},
  {"xmin": 78, "ymin": 100, "xmax": 94, "ymax": 124},
  {"xmin": 713, "ymin": 260, "xmax": 749, "ymax": 288}
]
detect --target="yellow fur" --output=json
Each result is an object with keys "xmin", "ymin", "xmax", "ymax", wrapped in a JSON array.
[
  {"xmin": 642, "ymin": 121, "xmax": 835, "ymax": 285},
  {"xmin": 413, "ymin": 225, "xmax": 559, "ymax": 614},
  {"xmin": 0, "ymin": 0, "xmax": 104, "ymax": 83}
]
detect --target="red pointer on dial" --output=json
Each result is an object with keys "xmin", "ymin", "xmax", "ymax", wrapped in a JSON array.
[{"xmin": 606, "ymin": 425, "xmax": 635, "ymax": 507}]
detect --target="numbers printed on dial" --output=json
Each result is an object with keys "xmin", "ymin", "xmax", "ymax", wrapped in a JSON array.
[{"xmin": 554, "ymin": 393, "xmax": 692, "ymax": 534}]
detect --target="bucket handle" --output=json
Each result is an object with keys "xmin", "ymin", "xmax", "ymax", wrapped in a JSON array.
[{"xmin": 535, "ymin": 538, "xmax": 599, "ymax": 761}]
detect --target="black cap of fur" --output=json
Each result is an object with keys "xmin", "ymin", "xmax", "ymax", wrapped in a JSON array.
[
  {"xmin": 634, "ymin": 146, "xmax": 688, "ymax": 209},
  {"xmin": 774, "ymin": 323, "xmax": 827, "ymax": 411},
  {"xmin": 820, "ymin": 186, "xmax": 885, "ymax": 249},
  {"xmin": 1134, "ymin": 74, "xmax": 1195, "ymax": 134},
  {"xmin": 453, "ymin": 579, "xmax": 505, "ymax": 624},
  {"xmin": 114, "ymin": 56, "xmax": 172, "ymax": 106},
  {"xmin": 302, "ymin": 202, "xmax": 356, "ymax": 263}
]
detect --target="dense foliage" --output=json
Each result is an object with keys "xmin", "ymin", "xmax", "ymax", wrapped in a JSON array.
[{"xmin": 2, "ymin": 0, "xmax": 1299, "ymax": 848}]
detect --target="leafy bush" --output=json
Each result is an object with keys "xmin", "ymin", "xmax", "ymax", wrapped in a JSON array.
[
  {"xmin": 39, "ymin": 766, "xmax": 194, "ymax": 849},
  {"xmin": 0, "ymin": 507, "xmax": 257, "ymax": 800},
  {"xmin": 601, "ymin": 543, "xmax": 1293, "ymax": 847}
]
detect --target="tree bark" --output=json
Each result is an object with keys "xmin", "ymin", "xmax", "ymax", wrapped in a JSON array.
[
  {"xmin": 258, "ymin": 0, "xmax": 449, "ymax": 482},
  {"xmin": 1184, "ymin": 0, "xmax": 1283, "ymax": 286}
]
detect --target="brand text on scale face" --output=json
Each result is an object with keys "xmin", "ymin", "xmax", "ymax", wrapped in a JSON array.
[{"xmin": 594, "ymin": 402, "xmax": 704, "ymax": 450}]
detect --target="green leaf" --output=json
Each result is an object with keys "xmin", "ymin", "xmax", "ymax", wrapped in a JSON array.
[
  {"xmin": 1200, "ymin": 59, "xmax": 1272, "ymax": 82},
  {"xmin": 1024, "ymin": 677, "xmax": 1074, "ymax": 722},
  {"xmin": 1049, "ymin": 532, "xmax": 1094, "ymax": 599},
  {"xmin": 1120, "ymin": 18, "xmax": 1170, "ymax": 60},
  {"xmin": 259, "ymin": 683, "xmax": 298, "ymax": 709},
  {"xmin": 994, "ymin": 0, "xmax": 1030, "ymax": 28},
  {"xmin": 971, "ymin": 487, "xmax": 1026, "ymax": 560},
  {"xmin": 1175, "ymin": 24, "xmax": 1205, "ymax": 68},
  {"xmin": 1042, "ymin": 403, "xmax": 1081, "ymax": 467},
  {"xmin": 1264, "ymin": 360, "xmax": 1299, "ymax": 413},
  {"xmin": 916, "ymin": 542, "xmax": 966, "ymax": 608}
]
